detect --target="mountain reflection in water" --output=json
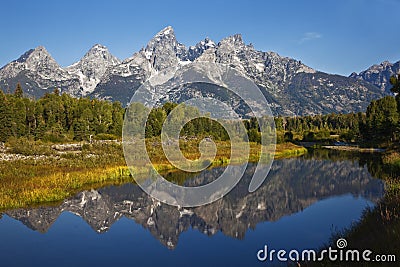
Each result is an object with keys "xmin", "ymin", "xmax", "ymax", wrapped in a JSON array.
[{"xmin": 3, "ymin": 157, "xmax": 384, "ymax": 249}]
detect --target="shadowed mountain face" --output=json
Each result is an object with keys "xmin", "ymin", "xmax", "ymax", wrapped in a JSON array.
[{"xmin": 4, "ymin": 158, "xmax": 383, "ymax": 249}]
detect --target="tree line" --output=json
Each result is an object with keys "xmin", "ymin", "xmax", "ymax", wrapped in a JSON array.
[
  {"xmin": 0, "ymin": 84, "xmax": 124, "ymax": 142},
  {"xmin": 270, "ymin": 75, "xmax": 400, "ymax": 146},
  {"xmin": 1, "ymin": 76, "xmax": 400, "ymax": 146},
  {"xmin": 124, "ymin": 102, "xmax": 232, "ymax": 141},
  {"xmin": 0, "ymin": 85, "xmax": 232, "ymax": 143}
]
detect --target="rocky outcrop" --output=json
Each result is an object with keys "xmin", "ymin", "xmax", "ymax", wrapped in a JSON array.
[{"xmin": 350, "ymin": 60, "xmax": 400, "ymax": 94}]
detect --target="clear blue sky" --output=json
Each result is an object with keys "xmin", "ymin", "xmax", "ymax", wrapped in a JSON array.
[{"xmin": 1, "ymin": 0, "xmax": 399, "ymax": 75}]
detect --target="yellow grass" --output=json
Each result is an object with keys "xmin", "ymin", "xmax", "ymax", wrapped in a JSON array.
[{"xmin": 0, "ymin": 141, "xmax": 306, "ymax": 211}]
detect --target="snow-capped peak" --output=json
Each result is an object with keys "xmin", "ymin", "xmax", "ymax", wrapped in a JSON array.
[
  {"xmin": 16, "ymin": 46, "xmax": 47, "ymax": 63},
  {"xmin": 137, "ymin": 26, "xmax": 187, "ymax": 72},
  {"xmin": 146, "ymin": 26, "xmax": 179, "ymax": 51},
  {"xmin": 203, "ymin": 37, "xmax": 216, "ymax": 48},
  {"xmin": 156, "ymin": 26, "xmax": 174, "ymax": 37},
  {"xmin": 90, "ymin": 43, "xmax": 108, "ymax": 52},
  {"xmin": 219, "ymin": 34, "xmax": 245, "ymax": 48},
  {"xmin": 66, "ymin": 44, "xmax": 120, "ymax": 95},
  {"xmin": 349, "ymin": 59, "xmax": 400, "ymax": 93},
  {"xmin": 17, "ymin": 46, "xmax": 61, "ymax": 71},
  {"xmin": 188, "ymin": 37, "xmax": 216, "ymax": 61},
  {"xmin": 0, "ymin": 45, "xmax": 64, "ymax": 80},
  {"xmin": 77, "ymin": 44, "xmax": 120, "ymax": 65}
]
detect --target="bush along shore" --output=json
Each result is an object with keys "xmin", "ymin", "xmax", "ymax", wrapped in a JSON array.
[{"xmin": 0, "ymin": 138, "xmax": 306, "ymax": 211}]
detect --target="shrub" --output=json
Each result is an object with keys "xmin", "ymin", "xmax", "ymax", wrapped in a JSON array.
[
  {"xmin": 248, "ymin": 129, "xmax": 262, "ymax": 143},
  {"xmin": 284, "ymin": 131, "xmax": 294, "ymax": 141},
  {"xmin": 42, "ymin": 133, "xmax": 70, "ymax": 143},
  {"xmin": 94, "ymin": 133, "xmax": 119, "ymax": 140},
  {"xmin": 6, "ymin": 137, "xmax": 54, "ymax": 156}
]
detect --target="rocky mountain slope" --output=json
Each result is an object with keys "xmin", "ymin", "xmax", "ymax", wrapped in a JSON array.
[
  {"xmin": 350, "ymin": 60, "xmax": 400, "ymax": 94},
  {"xmin": 0, "ymin": 26, "xmax": 390, "ymax": 115},
  {"xmin": 92, "ymin": 27, "xmax": 385, "ymax": 115},
  {"xmin": 65, "ymin": 44, "xmax": 120, "ymax": 95},
  {"xmin": 0, "ymin": 44, "xmax": 120, "ymax": 97},
  {"xmin": 0, "ymin": 46, "xmax": 81, "ymax": 97}
]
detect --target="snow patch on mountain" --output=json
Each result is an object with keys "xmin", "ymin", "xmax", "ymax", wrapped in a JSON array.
[
  {"xmin": 66, "ymin": 44, "xmax": 120, "ymax": 95},
  {"xmin": 0, "ymin": 26, "xmax": 388, "ymax": 115}
]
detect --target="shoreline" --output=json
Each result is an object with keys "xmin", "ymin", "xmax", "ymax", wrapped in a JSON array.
[
  {"xmin": 322, "ymin": 145, "xmax": 385, "ymax": 153},
  {"xmin": 0, "ymin": 142, "xmax": 306, "ymax": 211}
]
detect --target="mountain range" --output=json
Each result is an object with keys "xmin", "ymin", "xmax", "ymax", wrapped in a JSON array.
[{"xmin": 0, "ymin": 26, "xmax": 398, "ymax": 115}]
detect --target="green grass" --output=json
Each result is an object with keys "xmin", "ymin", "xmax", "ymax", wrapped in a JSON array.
[
  {"xmin": 273, "ymin": 142, "xmax": 308, "ymax": 159},
  {"xmin": 383, "ymin": 150, "xmax": 400, "ymax": 168},
  {"xmin": 0, "ymin": 139, "xmax": 306, "ymax": 211}
]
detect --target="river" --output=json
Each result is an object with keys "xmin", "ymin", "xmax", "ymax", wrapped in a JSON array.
[{"xmin": 0, "ymin": 150, "xmax": 385, "ymax": 266}]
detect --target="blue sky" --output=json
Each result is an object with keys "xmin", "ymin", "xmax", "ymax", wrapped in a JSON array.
[{"xmin": 1, "ymin": 0, "xmax": 399, "ymax": 75}]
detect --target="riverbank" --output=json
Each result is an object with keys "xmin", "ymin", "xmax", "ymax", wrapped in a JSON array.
[
  {"xmin": 0, "ymin": 140, "xmax": 306, "ymax": 211},
  {"xmin": 322, "ymin": 145, "xmax": 385, "ymax": 153},
  {"xmin": 294, "ymin": 140, "xmax": 386, "ymax": 153},
  {"xmin": 308, "ymin": 179, "xmax": 400, "ymax": 267},
  {"xmin": 307, "ymin": 148, "xmax": 400, "ymax": 267}
]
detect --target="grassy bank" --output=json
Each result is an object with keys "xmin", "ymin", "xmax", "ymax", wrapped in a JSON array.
[
  {"xmin": 307, "ymin": 179, "xmax": 400, "ymax": 267},
  {"xmin": 0, "ymin": 141, "xmax": 129, "ymax": 210},
  {"xmin": 274, "ymin": 142, "xmax": 308, "ymax": 159},
  {"xmin": 0, "ymin": 139, "xmax": 306, "ymax": 211},
  {"xmin": 382, "ymin": 150, "xmax": 400, "ymax": 169},
  {"xmin": 307, "ymin": 150, "xmax": 400, "ymax": 267}
]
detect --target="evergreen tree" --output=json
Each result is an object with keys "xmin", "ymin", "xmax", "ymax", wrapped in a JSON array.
[
  {"xmin": 0, "ymin": 91, "xmax": 13, "ymax": 142},
  {"xmin": 162, "ymin": 102, "xmax": 178, "ymax": 115},
  {"xmin": 363, "ymin": 96, "xmax": 398, "ymax": 144},
  {"xmin": 10, "ymin": 96, "xmax": 27, "ymax": 137},
  {"xmin": 109, "ymin": 101, "xmax": 124, "ymax": 136},
  {"xmin": 390, "ymin": 74, "xmax": 400, "ymax": 96},
  {"xmin": 248, "ymin": 128, "xmax": 261, "ymax": 143},
  {"xmin": 24, "ymin": 98, "xmax": 36, "ymax": 136},
  {"xmin": 14, "ymin": 83, "xmax": 23, "ymax": 98},
  {"xmin": 146, "ymin": 107, "xmax": 166, "ymax": 137}
]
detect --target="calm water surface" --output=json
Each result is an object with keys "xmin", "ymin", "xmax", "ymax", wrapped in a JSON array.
[{"xmin": 0, "ymin": 152, "xmax": 385, "ymax": 267}]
